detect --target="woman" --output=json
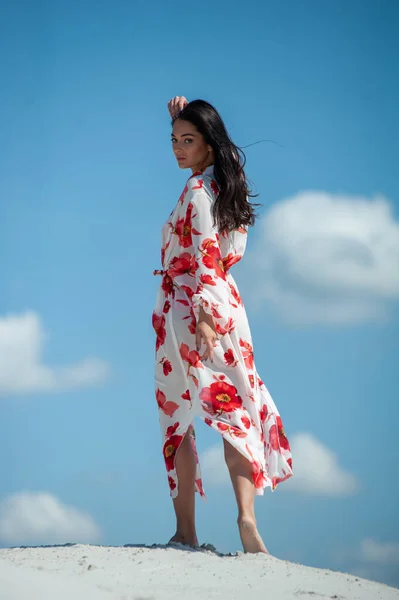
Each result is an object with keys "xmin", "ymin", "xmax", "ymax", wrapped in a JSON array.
[{"xmin": 152, "ymin": 97, "xmax": 293, "ymax": 554}]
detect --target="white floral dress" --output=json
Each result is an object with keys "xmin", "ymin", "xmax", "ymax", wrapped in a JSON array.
[{"xmin": 152, "ymin": 165, "xmax": 293, "ymax": 499}]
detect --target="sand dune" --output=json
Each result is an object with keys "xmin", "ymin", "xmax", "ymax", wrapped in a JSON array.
[{"xmin": 1, "ymin": 543, "xmax": 398, "ymax": 600}]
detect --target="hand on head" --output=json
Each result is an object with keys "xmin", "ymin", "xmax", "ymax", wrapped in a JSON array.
[{"xmin": 168, "ymin": 96, "xmax": 188, "ymax": 119}]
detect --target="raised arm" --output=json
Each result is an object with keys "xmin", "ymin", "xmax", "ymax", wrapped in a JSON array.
[{"xmin": 168, "ymin": 95, "xmax": 188, "ymax": 120}]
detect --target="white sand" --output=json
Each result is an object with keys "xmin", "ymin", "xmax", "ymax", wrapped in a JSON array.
[{"xmin": 0, "ymin": 543, "xmax": 398, "ymax": 600}]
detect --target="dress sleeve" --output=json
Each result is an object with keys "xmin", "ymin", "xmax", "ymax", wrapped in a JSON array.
[{"xmin": 188, "ymin": 188, "xmax": 232, "ymax": 335}]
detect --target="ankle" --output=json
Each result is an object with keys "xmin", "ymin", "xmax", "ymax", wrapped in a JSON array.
[
  {"xmin": 176, "ymin": 522, "xmax": 196, "ymax": 538},
  {"xmin": 171, "ymin": 529, "xmax": 198, "ymax": 546}
]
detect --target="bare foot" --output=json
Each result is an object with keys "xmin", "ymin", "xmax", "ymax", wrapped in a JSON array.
[
  {"xmin": 168, "ymin": 531, "xmax": 198, "ymax": 548},
  {"xmin": 238, "ymin": 518, "xmax": 269, "ymax": 554}
]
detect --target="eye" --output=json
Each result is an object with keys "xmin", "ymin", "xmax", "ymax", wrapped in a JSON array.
[{"xmin": 184, "ymin": 138, "xmax": 193, "ymax": 144}]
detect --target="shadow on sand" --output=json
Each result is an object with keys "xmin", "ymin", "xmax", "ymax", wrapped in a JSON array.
[{"xmin": 10, "ymin": 541, "xmax": 239, "ymax": 558}]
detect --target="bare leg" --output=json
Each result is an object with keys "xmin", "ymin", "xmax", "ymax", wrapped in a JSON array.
[
  {"xmin": 169, "ymin": 431, "xmax": 198, "ymax": 547},
  {"xmin": 223, "ymin": 438, "xmax": 268, "ymax": 554}
]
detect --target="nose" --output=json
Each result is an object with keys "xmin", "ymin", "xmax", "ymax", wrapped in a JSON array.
[{"xmin": 174, "ymin": 139, "xmax": 186, "ymax": 151}]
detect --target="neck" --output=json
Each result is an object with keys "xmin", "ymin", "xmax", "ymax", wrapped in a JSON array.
[{"xmin": 190, "ymin": 161, "xmax": 214, "ymax": 175}]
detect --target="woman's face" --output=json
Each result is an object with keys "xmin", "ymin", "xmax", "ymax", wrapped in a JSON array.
[{"xmin": 171, "ymin": 119, "xmax": 213, "ymax": 173}]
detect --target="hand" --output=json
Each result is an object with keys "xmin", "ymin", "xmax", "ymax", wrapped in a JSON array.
[
  {"xmin": 168, "ymin": 96, "xmax": 188, "ymax": 119},
  {"xmin": 196, "ymin": 307, "xmax": 218, "ymax": 362}
]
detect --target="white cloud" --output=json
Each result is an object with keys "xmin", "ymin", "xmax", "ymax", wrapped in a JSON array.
[
  {"xmin": 201, "ymin": 445, "xmax": 230, "ymax": 487},
  {"xmin": 332, "ymin": 538, "xmax": 399, "ymax": 588},
  {"xmin": 0, "ymin": 311, "xmax": 109, "ymax": 396},
  {"xmin": 0, "ymin": 492, "xmax": 101, "ymax": 546},
  {"xmin": 248, "ymin": 191, "xmax": 399, "ymax": 325},
  {"xmin": 201, "ymin": 433, "xmax": 358, "ymax": 497},
  {"xmin": 359, "ymin": 539, "xmax": 399, "ymax": 565},
  {"xmin": 282, "ymin": 432, "xmax": 359, "ymax": 496}
]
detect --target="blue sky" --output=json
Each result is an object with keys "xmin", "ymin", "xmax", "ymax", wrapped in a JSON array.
[{"xmin": 1, "ymin": 0, "xmax": 398, "ymax": 589}]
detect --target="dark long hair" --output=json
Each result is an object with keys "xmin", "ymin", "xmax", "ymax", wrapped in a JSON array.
[{"xmin": 175, "ymin": 100, "xmax": 260, "ymax": 233}]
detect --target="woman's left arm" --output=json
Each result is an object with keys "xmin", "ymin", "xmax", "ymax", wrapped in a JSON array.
[{"xmin": 187, "ymin": 188, "xmax": 234, "ymax": 353}]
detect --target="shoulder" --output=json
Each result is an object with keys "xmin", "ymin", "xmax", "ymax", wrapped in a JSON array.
[{"xmin": 186, "ymin": 172, "xmax": 218, "ymax": 200}]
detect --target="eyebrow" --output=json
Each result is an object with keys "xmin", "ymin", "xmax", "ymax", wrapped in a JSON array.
[{"xmin": 171, "ymin": 133, "xmax": 196, "ymax": 138}]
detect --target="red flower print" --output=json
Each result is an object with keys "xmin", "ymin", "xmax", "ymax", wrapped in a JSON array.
[
  {"xmin": 245, "ymin": 443, "xmax": 255, "ymax": 461},
  {"xmin": 156, "ymin": 388, "xmax": 179, "ymax": 418},
  {"xmin": 252, "ymin": 460, "xmax": 267, "ymax": 489},
  {"xmin": 241, "ymin": 415, "xmax": 251, "ymax": 429},
  {"xmin": 180, "ymin": 284, "xmax": 194, "ymax": 300},
  {"xmin": 269, "ymin": 416, "xmax": 290, "ymax": 451},
  {"xmin": 216, "ymin": 422, "xmax": 247, "ymax": 438},
  {"xmin": 248, "ymin": 374, "xmax": 255, "ymax": 388},
  {"xmin": 210, "ymin": 179, "xmax": 219, "ymax": 196},
  {"xmin": 224, "ymin": 349, "xmax": 238, "ymax": 367},
  {"xmin": 166, "ymin": 422, "xmax": 180, "ymax": 436},
  {"xmin": 210, "ymin": 304, "xmax": 224, "ymax": 320},
  {"xmin": 163, "ymin": 434, "xmax": 184, "ymax": 471},
  {"xmin": 152, "ymin": 312, "xmax": 166, "ymax": 351},
  {"xmin": 181, "ymin": 389, "xmax": 191, "ymax": 402},
  {"xmin": 200, "ymin": 380, "xmax": 243, "ymax": 415},
  {"xmin": 180, "ymin": 343, "xmax": 203, "ymax": 368},
  {"xmin": 161, "ymin": 241, "xmax": 170, "ymax": 266},
  {"xmin": 192, "ymin": 179, "xmax": 204, "ymax": 189},
  {"xmin": 216, "ymin": 422, "xmax": 229, "ymax": 432},
  {"xmin": 177, "ymin": 299, "xmax": 190, "ymax": 307},
  {"xmin": 163, "ymin": 300, "xmax": 171, "ymax": 314},
  {"xmin": 178, "ymin": 184, "xmax": 188, "ymax": 204},
  {"xmin": 174, "ymin": 203, "xmax": 201, "ymax": 248},
  {"xmin": 179, "ymin": 342, "xmax": 203, "ymax": 386},
  {"xmin": 174, "ymin": 216, "xmax": 192, "ymax": 247},
  {"xmin": 195, "ymin": 478, "xmax": 205, "ymax": 496},
  {"xmin": 161, "ymin": 274, "xmax": 175, "ymax": 298},
  {"xmin": 223, "ymin": 253, "xmax": 241, "ymax": 273},
  {"xmin": 182, "ymin": 306, "xmax": 197, "ymax": 335},
  {"xmin": 260, "ymin": 405, "xmax": 268, "ymax": 422},
  {"xmin": 201, "ymin": 240, "xmax": 226, "ymax": 280},
  {"xmin": 200, "ymin": 273, "xmax": 216, "ymax": 286},
  {"xmin": 269, "ymin": 425, "xmax": 278, "ymax": 450},
  {"xmin": 228, "ymin": 282, "xmax": 243, "ymax": 306},
  {"xmin": 240, "ymin": 338, "xmax": 254, "ymax": 370},
  {"xmin": 229, "ymin": 425, "xmax": 248, "ymax": 438},
  {"xmin": 273, "ymin": 462, "xmax": 293, "ymax": 487},
  {"xmin": 204, "ymin": 418, "xmax": 212, "ymax": 426},
  {"xmin": 168, "ymin": 476, "xmax": 176, "ymax": 491},
  {"xmin": 279, "ymin": 420, "xmax": 291, "ymax": 451},
  {"xmin": 168, "ymin": 252, "xmax": 199, "ymax": 279},
  {"xmin": 216, "ymin": 318, "xmax": 236, "ymax": 337},
  {"xmin": 161, "ymin": 358, "xmax": 172, "ymax": 376},
  {"xmin": 188, "ymin": 308, "xmax": 197, "ymax": 335}
]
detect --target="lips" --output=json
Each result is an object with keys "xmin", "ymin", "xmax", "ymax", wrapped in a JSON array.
[{"xmin": 177, "ymin": 157, "xmax": 186, "ymax": 162}]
